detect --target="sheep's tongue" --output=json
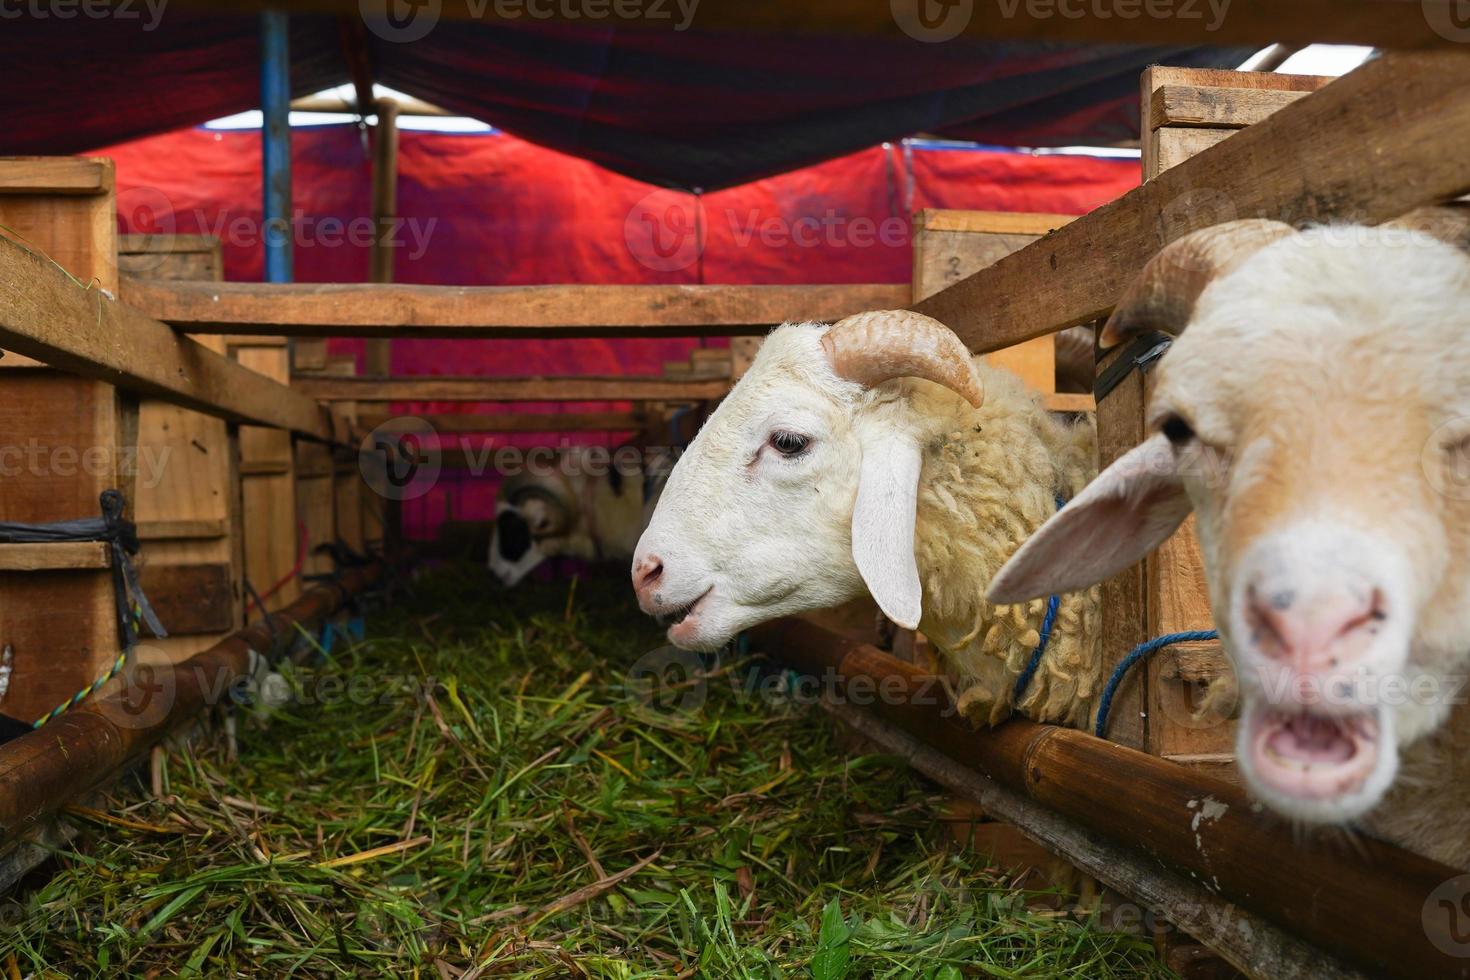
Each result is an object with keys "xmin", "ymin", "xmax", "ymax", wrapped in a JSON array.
[{"xmin": 1267, "ymin": 715, "xmax": 1356, "ymax": 766}]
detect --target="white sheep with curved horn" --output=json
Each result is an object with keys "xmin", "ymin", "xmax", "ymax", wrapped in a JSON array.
[
  {"xmin": 633, "ymin": 310, "xmax": 1101, "ymax": 728},
  {"xmin": 989, "ymin": 207, "xmax": 1470, "ymax": 868}
]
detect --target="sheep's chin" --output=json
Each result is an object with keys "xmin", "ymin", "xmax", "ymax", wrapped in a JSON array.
[
  {"xmin": 1238, "ymin": 701, "xmax": 1397, "ymax": 824},
  {"xmin": 665, "ymin": 589, "xmax": 727, "ymax": 652}
]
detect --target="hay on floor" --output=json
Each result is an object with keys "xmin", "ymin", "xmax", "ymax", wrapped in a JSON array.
[{"xmin": 0, "ymin": 567, "xmax": 1170, "ymax": 978}]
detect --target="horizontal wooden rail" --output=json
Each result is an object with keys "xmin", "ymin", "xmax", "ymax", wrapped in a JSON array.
[
  {"xmin": 123, "ymin": 280, "xmax": 911, "ymax": 338},
  {"xmin": 296, "ymin": 375, "xmax": 730, "ymax": 403},
  {"xmin": 749, "ymin": 619, "xmax": 1467, "ymax": 980},
  {"xmin": 0, "ymin": 562, "xmax": 383, "ymax": 843},
  {"xmin": 0, "ymin": 237, "xmax": 334, "ymax": 440},
  {"xmin": 914, "ymin": 52, "xmax": 1470, "ymax": 355},
  {"xmin": 173, "ymin": 0, "xmax": 1461, "ymax": 49},
  {"xmin": 359, "ymin": 411, "xmax": 647, "ymax": 433}
]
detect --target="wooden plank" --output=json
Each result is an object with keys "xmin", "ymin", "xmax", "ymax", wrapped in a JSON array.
[
  {"xmin": 0, "ymin": 157, "xmax": 110, "ymax": 196},
  {"xmin": 235, "ymin": 345, "xmax": 301, "ymax": 609},
  {"xmin": 117, "ymin": 234, "xmax": 222, "ymax": 282},
  {"xmin": 295, "ymin": 441, "xmax": 336, "ymax": 580},
  {"xmin": 912, "ymin": 209, "xmax": 1065, "ymax": 393},
  {"xmin": 1150, "ymin": 84, "xmax": 1316, "ymax": 130},
  {"xmin": 0, "ymin": 543, "xmax": 110, "ymax": 572},
  {"xmin": 916, "ymin": 210, "xmax": 1077, "ymax": 236},
  {"xmin": 136, "ymin": 563, "xmax": 236, "ymax": 635},
  {"xmin": 0, "ymin": 237, "xmax": 333, "ymax": 439},
  {"xmin": 358, "ymin": 411, "xmax": 646, "ymax": 433},
  {"xmin": 295, "ymin": 375, "xmax": 732, "ymax": 403},
  {"xmin": 124, "ymin": 231, "xmax": 243, "ymax": 664},
  {"xmin": 167, "ymin": 0, "xmax": 1463, "ymax": 50},
  {"xmin": 1096, "ymin": 346, "xmax": 1149, "ymax": 752},
  {"xmin": 1147, "ymin": 128, "xmax": 1231, "ymax": 176},
  {"xmin": 1043, "ymin": 393, "xmax": 1093, "ymax": 413},
  {"xmin": 136, "ymin": 518, "xmax": 229, "ymax": 541},
  {"xmin": 122, "ymin": 280, "xmax": 912, "ymax": 338},
  {"xmin": 0, "ymin": 161, "xmax": 132, "ymax": 725},
  {"xmin": 914, "ymin": 53, "xmax": 1470, "ymax": 354}
]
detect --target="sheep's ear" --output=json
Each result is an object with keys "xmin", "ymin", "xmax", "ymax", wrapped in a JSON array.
[
  {"xmin": 987, "ymin": 434, "xmax": 1192, "ymax": 603},
  {"xmin": 852, "ymin": 427, "xmax": 924, "ymax": 630}
]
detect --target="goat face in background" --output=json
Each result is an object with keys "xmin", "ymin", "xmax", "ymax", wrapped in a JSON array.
[
  {"xmin": 491, "ymin": 447, "xmax": 673, "ymax": 586},
  {"xmin": 633, "ymin": 311, "xmax": 985, "ymax": 651},
  {"xmin": 990, "ymin": 211, "xmax": 1470, "ymax": 826},
  {"xmin": 489, "ymin": 475, "xmax": 579, "ymax": 586}
]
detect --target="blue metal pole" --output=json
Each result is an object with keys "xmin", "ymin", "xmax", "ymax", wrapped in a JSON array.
[{"xmin": 260, "ymin": 11, "xmax": 293, "ymax": 283}]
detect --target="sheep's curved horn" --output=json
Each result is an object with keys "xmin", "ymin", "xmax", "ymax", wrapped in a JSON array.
[
  {"xmin": 1384, "ymin": 204, "xmax": 1470, "ymax": 251},
  {"xmin": 822, "ymin": 310, "xmax": 984, "ymax": 408},
  {"xmin": 1100, "ymin": 220, "xmax": 1295, "ymax": 349}
]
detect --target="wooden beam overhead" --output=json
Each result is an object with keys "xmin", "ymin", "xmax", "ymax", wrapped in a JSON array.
[
  {"xmin": 295, "ymin": 375, "xmax": 730, "ymax": 403},
  {"xmin": 359, "ymin": 411, "xmax": 647, "ymax": 433},
  {"xmin": 171, "ymin": 0, "xmax": 1459, "ymax": 50},
  {"xmin": 121, "ymin": 280, "xmax": 912, "ymax": 338},
  {"xmin": 0, "ymin": 237, "xmax": 334, "ymax": 440},
  {"xmin": 913, "ymin": 52, "xmax": 1470, "ymax": 355}
]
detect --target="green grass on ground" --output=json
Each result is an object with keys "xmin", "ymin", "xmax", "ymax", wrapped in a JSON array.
[{"xmin": 0, "ymin": 566, "xmax": 1172, "ymax": 978}]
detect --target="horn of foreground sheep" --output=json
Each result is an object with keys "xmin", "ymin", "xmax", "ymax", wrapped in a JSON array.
[
  {"xmin": 1384, "ymin": 203, "xmax": 1470, "ymax": 251},
  {"xmin": 1099, "ymin": 219, "xmax": 1295, "ymax": 349},
  {"xmin": 822, "ymin": 310, "xmax": 985, "ymax": 408}
]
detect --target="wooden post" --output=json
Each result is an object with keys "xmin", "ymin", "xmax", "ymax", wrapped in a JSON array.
[
  {"xmin": 0, "ymin": 158, "xmax": 139, "ymax": 724},
  {"xmin": 912, "ymin": 209, "xmax": 1073, "ymax": 393},
  {"xmin": 1098, "ymin": 68, "xmax": 1337, "ymax": 769},
  {"xmin": 234, "ymin": 338, "xmax": 301, "ymax": 609},
  {"xmin": 120, "ymin": 235, "xmax": 246, "ymax": 662}
]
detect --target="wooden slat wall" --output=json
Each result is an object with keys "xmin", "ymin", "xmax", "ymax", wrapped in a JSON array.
[
  {"xmin": 912, "ymin": 209, "xmax": 1074, "ymax": 396},
  {"xmin": 121, "ymin": 235, "xmax": 244, "ymax": 660},
  {"xmin": 233, "ymin": 339, "xmax": 302, "ymax": 610},
  {"xmin": 0, "ymin": 159, "xmax": 135, "ymax": 724},
  {"xmin": 1098, "ymin": 69, "xmax": 1337, "ymax": 772}
]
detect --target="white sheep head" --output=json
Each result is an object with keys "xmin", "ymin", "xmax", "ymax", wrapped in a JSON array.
[
  {"xmin": 633, "ymin": 311, "xmax": 984, "ymax": 651},
  {"xmin": 990, "ymin": 209, "xmax": 1470, "ymax": 827}
]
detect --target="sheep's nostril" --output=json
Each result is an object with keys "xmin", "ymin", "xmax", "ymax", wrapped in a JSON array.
[{"xmin": 633, "ymin": 555, "xmax": 664, "ymax": 596}]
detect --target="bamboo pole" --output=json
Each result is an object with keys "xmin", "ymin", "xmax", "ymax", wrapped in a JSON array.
[{"xmin": 747, "ymin": 618, "xmax": 1468, "ymax": 980}]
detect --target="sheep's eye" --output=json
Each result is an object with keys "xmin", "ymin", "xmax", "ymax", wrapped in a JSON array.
[
  {"xmin": 1161, "ymin": 415, "xmax": 1195, "ymax": 447},
  {"xmin": 769, "ymin": 430, "xmax": 811, "ymax": 457}
]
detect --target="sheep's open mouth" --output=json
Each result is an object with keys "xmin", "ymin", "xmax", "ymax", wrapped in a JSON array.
[
  {"xmin": 665, "ymin": 588, "xmax": 712, "ymax": 635},
  {"xmin": 1246, "ymin": 706, "xmax": 1380, "ymax": 802}
]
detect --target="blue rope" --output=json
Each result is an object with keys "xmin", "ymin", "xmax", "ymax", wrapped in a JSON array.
[
  {"xmin": 1094, "ymin": 630, "xmax": 1219, "ymax": 738},
  {"xmin": 1012, "ymin": 496, "xmax": 1068, "ymax": 707}
]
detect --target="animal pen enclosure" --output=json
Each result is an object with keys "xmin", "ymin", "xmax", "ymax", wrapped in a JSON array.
[{"xmin": 2, "ymin": 5, "xmax": 1470, "ymax": 978}]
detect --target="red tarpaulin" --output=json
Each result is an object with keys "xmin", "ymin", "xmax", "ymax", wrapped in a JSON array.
[{"xmin": 99, "ymin": 124, "xmax": 1137, "ymax": 535}]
